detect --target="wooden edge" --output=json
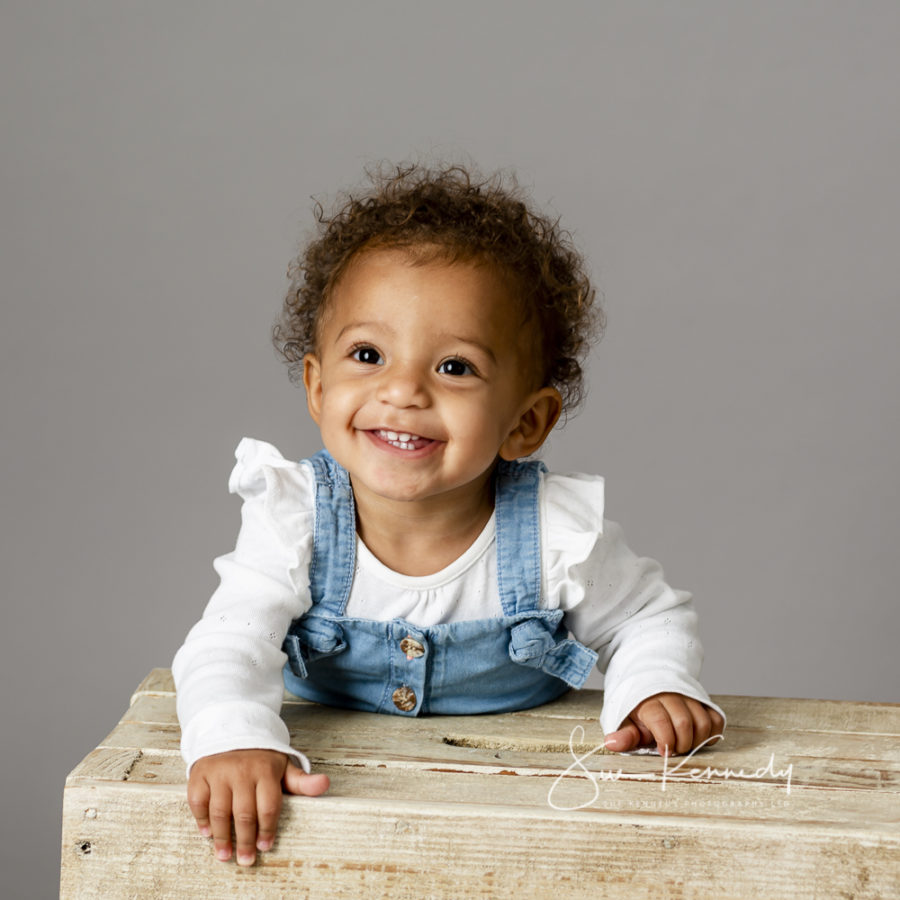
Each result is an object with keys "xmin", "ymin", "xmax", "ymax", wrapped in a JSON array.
[
  {"xmin": 127, "ymin": 670, "xmax": 900, "ymax": 734},
  {"xmin": 129, "ymin": 668, "xmax": 175, "ymax": 705}
]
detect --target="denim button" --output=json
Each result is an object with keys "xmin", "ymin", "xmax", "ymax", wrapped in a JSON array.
[
  {"xmin": 400, "ymin": 637, "xmax": 425, "ymax": 659},
  {"xmin": 392, "ymin": 685, "xmax": 417, "ymax": 711}
]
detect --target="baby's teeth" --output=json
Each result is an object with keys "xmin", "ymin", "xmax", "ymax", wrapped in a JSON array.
[{"xmin": 375, "ymin": 429, "xmax": 423, "ymax": 449}]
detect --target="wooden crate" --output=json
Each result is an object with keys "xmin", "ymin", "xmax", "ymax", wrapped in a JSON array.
[{"xmin": 61, "ymin": 669, "xmax": 900, "ymax": 898}]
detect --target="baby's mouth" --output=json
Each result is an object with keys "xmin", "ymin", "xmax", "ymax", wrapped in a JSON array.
[{"xmin": 371, "ymin": 429, "xmax": 434, "ymax": 451}]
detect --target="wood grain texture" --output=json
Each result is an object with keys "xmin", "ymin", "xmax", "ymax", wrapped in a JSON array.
[{"xmin": 61, "ymin": 669, "xmax": 900, "ymax": 898}]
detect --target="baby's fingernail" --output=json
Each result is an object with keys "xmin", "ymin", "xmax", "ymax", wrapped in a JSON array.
[
  {"xmin": 216, "ymin": 847, "xmax": 231, "ymax": 862},
  {"xmin": 604, "ymin": 737, "xmax": 616, "ymax": 748},
  {"xmin": 199, "ymin": 825, "xmax": 210, "ymax": 838},
  {"xmin": 257, "ymin": 838, "xmax": 273, "ymax": 852},
  {"xmin": 237, "ymin": 853, "xmax": 255, "ymax": 866}
]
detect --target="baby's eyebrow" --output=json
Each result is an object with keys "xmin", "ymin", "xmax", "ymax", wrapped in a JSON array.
[
  {"xmin": 445, "ymin": 335, "xmax": 497, "ymax": 364},
  {"xmin": 335, "ymin": 321, "xmax": 393, "ymax": 341}
]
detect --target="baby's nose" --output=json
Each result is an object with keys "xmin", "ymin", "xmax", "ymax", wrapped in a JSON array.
[{"xmin": 376, "ymin": 364, "xmax": 430, "ymax": 408}]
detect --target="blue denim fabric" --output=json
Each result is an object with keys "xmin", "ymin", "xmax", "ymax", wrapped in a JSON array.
[{"xmin": 282, "ymin": 451, "xmax": 598, "ymax": 716}]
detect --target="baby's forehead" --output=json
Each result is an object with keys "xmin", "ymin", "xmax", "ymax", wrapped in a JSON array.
[{"xmin": 334, "ymin": 247, "xmax": 532, "ymax": 320}]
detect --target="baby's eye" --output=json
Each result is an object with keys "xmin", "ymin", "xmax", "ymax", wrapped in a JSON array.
[
  {"xmin": 437, "ymin": 358, "xmax": 474, "ymax": 377},
  {"xmin": 351, "ymin": 346, "xmax": 383, "ymax": 366}
]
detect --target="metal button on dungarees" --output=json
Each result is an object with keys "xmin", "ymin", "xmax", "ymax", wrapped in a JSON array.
[
  {"xmin": 392, "ymin": 686, "xmax": 417, "ymax": 711},
  {"xmin": 400, "ymin": 637, "xmax": 425, "ymax": 659}
]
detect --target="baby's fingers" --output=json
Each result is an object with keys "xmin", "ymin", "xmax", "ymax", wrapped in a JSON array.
[
  {"xmin": 632, "ymin": 697, "xmax": 681, "ymax": 756},
  {"xmin": 685, "ymin": 697, "xmax": 713, "ymax": 748},
  {"xmin": 254, "ymin": 778, "xmax": 284, "ymax": 855},
  {"xmin": 687, "ymin": 699, "xmax": 725, "ymax": 750},
  {"xmin": 233, "ymin": 784, "xmax": 262, "ymax": 867},
  {"xmin": 656, "ymin": 696, "xmax": 697, "ymax": 755},
  {"xmin": 186, "ymin": 776, "xmax": 212, "ymax": 838},
  {"xmin": 208, "ymin": 784, "xmax": 235, "ymax": 862},
  {"xmin": 603, "ymin": 716, "xmax": 654, "ymax": 753}
]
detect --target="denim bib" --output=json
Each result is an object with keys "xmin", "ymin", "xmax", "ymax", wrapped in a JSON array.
[{"xmin": 282, "ymin": 451, "xmax": 598, "ymax": 716}]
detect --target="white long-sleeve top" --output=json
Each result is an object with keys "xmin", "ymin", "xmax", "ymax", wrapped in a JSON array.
[{"xmin": 173, "ymin": 438, "xmax": 725, "ymax": 772}]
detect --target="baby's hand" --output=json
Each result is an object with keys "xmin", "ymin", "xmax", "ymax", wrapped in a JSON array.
[
  {"xmin": 603, "ymin": 693, "xmax": 724, "ymax": 756},
  {"xmin": 187, "ymin": 749, "xmax": 330, "ymax": 866}
]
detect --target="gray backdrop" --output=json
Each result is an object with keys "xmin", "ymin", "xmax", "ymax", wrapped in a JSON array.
[{"xmin": 3, "ymin": 2, "xmax": 899, "ymax": 897}]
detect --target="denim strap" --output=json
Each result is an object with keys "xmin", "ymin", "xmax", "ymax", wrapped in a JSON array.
[
  {"xmin": 306, "ymin": 450, "xmax": 356, "ymax": 615},
  {"xmin": 494, "ymin": 458, "xmax": 546, "ymax": 616}
]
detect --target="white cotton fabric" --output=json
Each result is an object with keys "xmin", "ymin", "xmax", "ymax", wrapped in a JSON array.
[{"xmin": 173, "ymin": 438, "xmax": 725, "ymax": 773}]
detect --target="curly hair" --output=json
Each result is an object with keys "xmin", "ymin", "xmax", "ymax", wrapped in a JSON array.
[{"xmin": 273, "ymin": 162, "xmax": 603, "ymax": 414}]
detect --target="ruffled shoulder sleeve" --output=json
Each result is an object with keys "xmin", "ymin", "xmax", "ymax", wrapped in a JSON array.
[
  {"xmin": 541, "ymin": 470, "xmax": 606, "ymax": 610},
  {"xmin": 228, "ymin": 437, "xmax": 316, "ymax": 592}
]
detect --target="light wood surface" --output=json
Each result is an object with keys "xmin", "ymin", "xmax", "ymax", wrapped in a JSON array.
[{"xmin": 60, "ymin": 669, "xmax": 900, "ymax": 898}]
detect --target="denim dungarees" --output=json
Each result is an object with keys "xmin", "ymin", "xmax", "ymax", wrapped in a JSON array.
[{"xmin": 282, "ymin": 451, "xmax": 598, "ymax": 716}]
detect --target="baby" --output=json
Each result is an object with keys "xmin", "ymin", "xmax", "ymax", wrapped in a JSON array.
[{"xmin": 173, "ymin": 163, "xmax": 725, "ymax": 866}]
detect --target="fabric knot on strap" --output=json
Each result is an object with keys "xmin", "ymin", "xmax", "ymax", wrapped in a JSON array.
[
  {"xmin": 283, "ymin": 616, "xmax": 347, "ymax": 679},
  {"xmin": 508, "ymin": 616, "xmax": 598, "ymax": 689}
]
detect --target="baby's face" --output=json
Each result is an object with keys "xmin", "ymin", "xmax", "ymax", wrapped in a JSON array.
[{"xmin": 303, "ymin": 248, "xmax": 555, "ymax": 509}]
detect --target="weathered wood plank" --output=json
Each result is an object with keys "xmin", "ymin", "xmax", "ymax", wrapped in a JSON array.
[
  {"xmin": 100, "ymin": 698, "xmax": 900, "ymax": 794},
  {"xmin": 63, "ymin": 746, "xmax": 900, "ymax": 834},
  {"xmin": 129, "ymin": 668, "xmax": 177, "ymax": 703},
  {"xmin": 60, "ymin": 780, "xmax": 900, "ymax": 899},
  {"xmin": 130, "ymin": 670, "xmax": 900, "ymax": 735}
]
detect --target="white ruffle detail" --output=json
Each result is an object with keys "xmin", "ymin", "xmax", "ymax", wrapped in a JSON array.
[{"xmin": 229, "ymin": 438, "xmax": 316, "ymax": 594}]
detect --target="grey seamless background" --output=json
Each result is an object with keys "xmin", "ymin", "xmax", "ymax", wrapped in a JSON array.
[{"xmin": 3, "ymin": 2, "xmax": 899, "ymax": 896}]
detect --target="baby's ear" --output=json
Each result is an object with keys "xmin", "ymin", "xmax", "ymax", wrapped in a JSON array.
[
  {"xmin": 499, "ymin": 387, "xmax": 562, "ymax": 461},
  {"xmin": 302, "ymin": 354, "xmax": 323, "ymax": 425}
]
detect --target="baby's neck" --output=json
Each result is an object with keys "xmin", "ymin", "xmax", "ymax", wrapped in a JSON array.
[{"xmin": 351, "ymin": 479, "xmax": 494, "ymax": 577}]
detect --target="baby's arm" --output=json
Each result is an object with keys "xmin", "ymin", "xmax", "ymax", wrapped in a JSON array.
[
  {"xmin": 559, "ymin": 516, "xmax": 726, "ymax": 755},
  {"xmin": 173, "ymin": 443, "xmax": 328, "ymax": 864},
  {"xmin": 174, "ymin": 550, "xmax": 326, "ymax": 863}
]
